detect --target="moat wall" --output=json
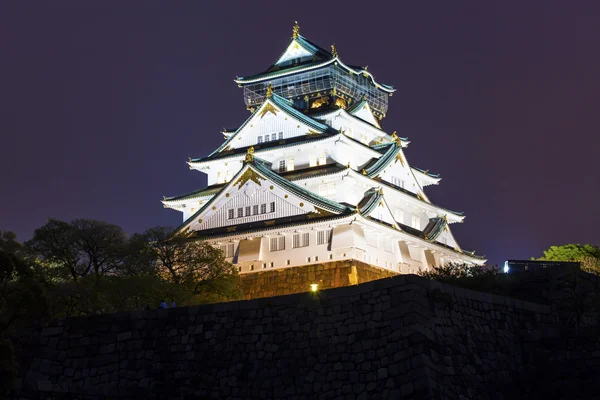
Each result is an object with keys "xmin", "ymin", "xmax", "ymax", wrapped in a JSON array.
[
  {"xmin": 11, "ymin": 268, "xmax": 600, "ymax": 399},
  {"xmin": 240, "ymin": 260, "xmax": 397, "ymax": 300}
]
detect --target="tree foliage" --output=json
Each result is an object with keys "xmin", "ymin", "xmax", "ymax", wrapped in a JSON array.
[{"xmin": 536, "ymin": 244, "xmax": 600, "ymax": 274}]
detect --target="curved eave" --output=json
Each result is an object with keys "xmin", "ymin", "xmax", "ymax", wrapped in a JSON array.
[
  {"xmin": 356, "ymin": 189, "xmax": 382, "ymax": 216},
  {"xmin": 314, "ymin": 109, "xmax": 409, "ymax": 145},
  {"xmin": 348, "ymin": 170, "xmax": 466, "ymax": 221},
  {"xmin": 412, "ymin": 168, "xmax": 442, "ymax": 185},
  {"xmin": 190, "ymin": 213, "xmax": 354, "ymax": 241},
  {"xmin": 235, "ymin": 57, "xmax": 395, "ymax": 93},
  {"xmin": 356, "ymin": 215, "xmax": 484, "ymax": 264},
  {"xmin": 364, "ymin": 142, "xmax": 402, "ymax": 177},
  {"xmin": 189, "ymin": 131, "xmax": 340, "ymax": 166}
]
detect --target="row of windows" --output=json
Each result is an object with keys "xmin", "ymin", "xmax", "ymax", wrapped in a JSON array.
[
  {"xmin": 309, "ymin": 153, "xmax": 327, "ymax": 167},
  {"xmin": 257, "ymin": 131, "xmax": 283, "ymax": 144},
  {"xmin": 227, "ymin": 202, "xmax": 275, "ymax": 220},
  {"xmin": 393, "ymin": 209, "xmax": 421, "ymax": 230},
  {"xmin": 269, "ymin": 229, "xmax": 332, "ymax": 252}
]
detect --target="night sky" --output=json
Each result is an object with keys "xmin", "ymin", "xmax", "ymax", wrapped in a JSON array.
[{"xmin": 1, "ymin": 1, "xmax": 599, "ymax": 266}]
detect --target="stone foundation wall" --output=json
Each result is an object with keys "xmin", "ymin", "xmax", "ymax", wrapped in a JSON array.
[
  {"xmin": 10, "ymin": 272, "xmax": 600, "ymax": 399},
  {"xmin": 240, "ymin": 260, "xmax": 397, "ymax": 300}
]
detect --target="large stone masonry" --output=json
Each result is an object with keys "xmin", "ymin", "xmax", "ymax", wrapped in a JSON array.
[{"xmin": 10, "ymin": 271, "xmax": 600, "ymax": 399}]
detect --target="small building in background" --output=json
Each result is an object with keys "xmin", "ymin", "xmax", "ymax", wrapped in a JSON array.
[{"xmin": 503, "ymin": 259, "xmax": 580, "ymax": 273}]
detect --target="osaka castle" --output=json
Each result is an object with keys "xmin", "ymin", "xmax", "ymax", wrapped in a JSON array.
[{"xmin": 163, "ymin": 23, "xmax": 484, "ymax": 278}]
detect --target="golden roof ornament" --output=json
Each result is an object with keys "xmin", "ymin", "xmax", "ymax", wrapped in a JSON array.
[
  {"xmin": 331, "ymin": 44, "xmax": 338, "ymax": 58},
  {"xmin": 292, "ymin": 21, "xmax": 300, "ymax": 39},
  {"xmin": 245, "ymin": 146, "xmax": 255, "ymax": 163},
  {"xmin": 391, "ymin": 131, "xmax": 401, "ymax": 144},
  {"xmin": 355, "ymin": 204, "xmax": 360, "ymax": 214},
  {"xmin": 265, "ymin": 83, "xmax": 273, "ymax": 98},
  {"xmin": 377, "ymin": 188, "xmax": 383, "ymax": 195}
]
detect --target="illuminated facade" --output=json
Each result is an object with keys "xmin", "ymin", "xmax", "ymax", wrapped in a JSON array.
[{"xmin": 163, "ymin": 23, "xmax": 484, "ymax": 274}]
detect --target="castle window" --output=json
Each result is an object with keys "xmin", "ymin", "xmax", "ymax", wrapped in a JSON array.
[
  {"xmin": 309, "ymin": 154, "xmax": 317, "ymax": 167},
  {"xmin": 258, "ymin": 136, "xmax": 263, "ymax": 144},
  {"xmin": 271, "ymin": 133, "xmax": 277, "ymax": 141},
  {"xmin": 392, "ymin": 176, "xmax": 404, "ymax": 188},
  {"xmin": 260, "ymin": 204, "xmax": 267, "ymax": 214},
  {"xmin": 317, "ymin": 229, "xmax": 332, "ymax": 245},
  {"xmin": 228, "ymin": 209, "xmax": 234, "ymax": 219},
  {"xmin": 270, "ymin": 202, "xmax": 275, "ymax": 213},
  {"xmin": 411, "ymin": 215, "xmax": 421, "ymax": 230},
  {"xmin": 253, "ymin": 205, "xmax": 259, "ymax": 215},
  {"xmin": 238, "ymin": 266, "xmax": 242, "ymax": 272},
  {"xmin": 318, "ymin": 153, "xmax": 326, "ymax": 165},
  {"xmin": 286, "ymin": 259, "xmax": 291, "ymax": 265},
  {"xmin": 217, "ymin": 171, "xmax": 225, "ymax": 184},
  {"xmin": 250, "ymin": 264, "xmax": 254, "ymax": 271},
  {"xmin": 292, "ymin": 232, "xmax": 310, "ymax": 248},
  {"xmin": 287, "ymin": 158, "xmax": 295, "ymax": 171},
  {"xmin": 307, "ymin": 256, "xmax": 312, "ymax": 263},
  {"xmin": 395, "ymin": 209, "xmax": 404, "ymax": 224},
  {"xmin": 329, "ymin": 254, "xmax": 333, "ymax": 260},
  {"xmin": 279, "ymin": 160, "xmax": 286, "ymax": 173},
  {"xmin": 245, "ymin": 206, "xmax": 251, "ymax": 216},
  {"xmin": 237, "ymin": 207, "xmax": 244, "ymax": 218},
  {"xmin": 270, "ymin": 236, "xmax": 285, "ymax": 252},
  {"xmin": 220, "ymin": 243, "xmax": 234, "ymax": 258},
  {"xmin": 315, "ymin": 256, "xmax": 319, "ymax": 262},
  {"xmin": 278, "ymin": 132, "xmax": 283, "ymax": 140},
  {"xmin": 262, "ymin": 263, "xmax": 267, "ymax": 269},
  {"xmin": 270, "ymin": 262, "xmax": 274, "ymax": 268}
]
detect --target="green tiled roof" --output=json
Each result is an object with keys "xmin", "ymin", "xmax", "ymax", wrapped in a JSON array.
[
  {"xmin": 356, "ymin": 188, "xmax": 382, "ymax": 216},
  {"xmin": 413, "ymin": 167, "xmax": 440, "ymax": 178},
  {"xmin": 164, "ymin": 184, "xmax": 225, "ymax": 202},
  {"xmin": 363, "ymin": 142, "xmax": 402, "ymax": 177},
  {"xmin": 422, "ymin": 217, "xmax": 446, "ymax": 241}
]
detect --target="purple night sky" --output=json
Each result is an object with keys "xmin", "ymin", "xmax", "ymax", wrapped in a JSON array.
[{"xmin": 1, "ymin": 1, "xmax": 598, "ymax": 266}]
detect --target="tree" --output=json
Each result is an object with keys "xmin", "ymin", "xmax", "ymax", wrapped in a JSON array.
[
  {"xmin": 0, "ymin": 232, "xmax": 47, "ymax": 395},
  {"xmin": 536, "ymin": 244, "xmax": 600, "ymax": 274},
  {"xmin": 141, "ymin": 227, "xmax": 241, "ymax": 301},
  {"xmin": 26, "ymin": 219, "xmax": 127, "ymax": 282}
]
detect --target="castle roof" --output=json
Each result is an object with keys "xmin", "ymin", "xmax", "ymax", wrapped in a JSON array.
[{"xmin": 234, "ymin": 34, "xmax": 395, "ymax": 93}]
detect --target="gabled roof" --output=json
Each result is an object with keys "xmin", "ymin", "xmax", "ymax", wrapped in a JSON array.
[
  {"xmin": 272, "ymin": 34, "xmax": 331, "ymax": 66},
  {"xmin": 199, "ymin": 93, "xmax": 331, "ymax": 160},
  {"xmin": 346, "ymin": 98, "xmax": 381, "ymax": 127},
  {"xmin": 175, "ymin": 156, "xmax": 352, "ymax": 235},
  {"xmin": 234, "ymin": 29, "xmax": 395, "ymax": 93}
]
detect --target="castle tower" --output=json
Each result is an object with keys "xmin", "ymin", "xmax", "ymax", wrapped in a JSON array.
[{"xmin": 163, "ymin": 23, "xmax": 484, "ymax": 285}]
